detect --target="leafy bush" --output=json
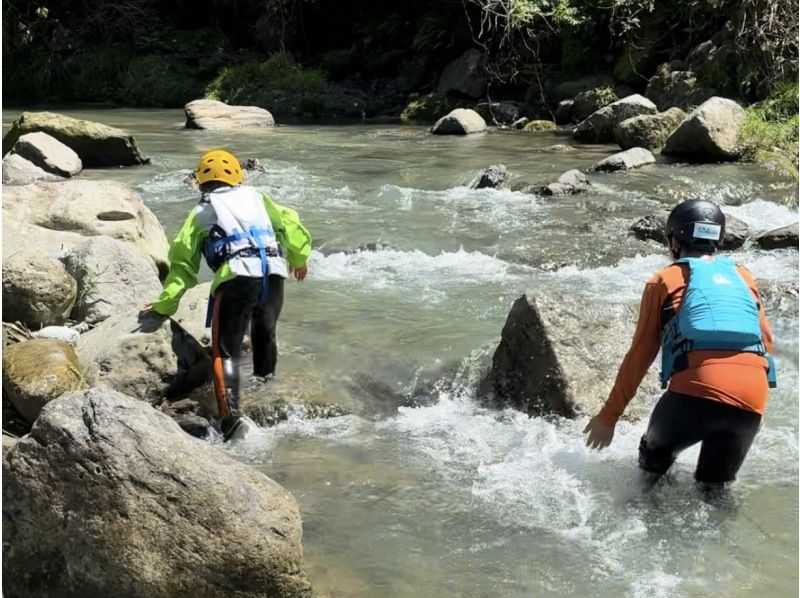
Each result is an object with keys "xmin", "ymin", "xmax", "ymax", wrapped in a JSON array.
[
  {"xmin": 400, "ymin": 95, "xmax": 454, "ymax": 123},
  {"xmin": 741, "ymin": 82, "xmax": 799, "ymax": 150},
  {"xmin": 63, "ymin": 45, "xmax": 131, "ymax": 101},
  {"xmin": 117, "ymin": 55, "xmax": 205, "ymax": 107}
]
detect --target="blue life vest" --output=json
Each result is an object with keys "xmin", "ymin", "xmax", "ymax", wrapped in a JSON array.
[{"xmin": 660, "ymin": 257, "xmax": 776, "ymax": 389}]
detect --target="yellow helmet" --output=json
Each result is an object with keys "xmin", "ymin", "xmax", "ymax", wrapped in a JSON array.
[{"xmin": 195, "ymin": 149, "xmax": 243, "ymax": 186}]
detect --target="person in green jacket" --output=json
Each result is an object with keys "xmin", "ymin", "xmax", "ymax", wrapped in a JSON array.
[{"xmin": 144, "ymin": 148, "xmax": 312, "ymax": 441}]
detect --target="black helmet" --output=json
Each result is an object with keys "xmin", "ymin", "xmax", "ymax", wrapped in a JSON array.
[{"xmin": 665, "ymin": 200, "xmax": 725, "ymax": 252}]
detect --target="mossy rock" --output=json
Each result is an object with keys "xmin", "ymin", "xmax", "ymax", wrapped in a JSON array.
[
  {"xmin": 400, "ymin": 95, "xmax": 454, "ymax": 123},
  {"xmin": 523, "ymin": 120, "xmax": 557, "ymax": 132},
  {"xmin": 2, "ymin": 339, "xmax": 86, "ymax": 423}
]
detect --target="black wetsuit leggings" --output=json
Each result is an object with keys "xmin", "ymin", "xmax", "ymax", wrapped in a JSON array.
[
  {"xmin": 210, "ymin": 275, "xmax": 284, "ymax": 415},
  {"xmin": 638, "ymin": 391, "xmax": 762, "ymax": 484}
]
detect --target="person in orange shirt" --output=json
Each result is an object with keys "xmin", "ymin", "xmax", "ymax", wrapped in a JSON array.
[{"xmin": 583, "ymin": 200, "xmax": 775, "ymax": 486}]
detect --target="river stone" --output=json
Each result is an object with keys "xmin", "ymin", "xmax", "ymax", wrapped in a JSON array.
[
  {"xmin": 3, "ymin": 180, "xmax": 169, "ymax": 276},
  {"xmin": 522, "ymin": 120, "xmax": 557, "ymax": 132},
  {"xmin": 184, "ymin": 99, "xmax": 275, "ymax": 129},
  {"xmin": 2, "ymin": 111, "xmax": 149, "ymax": 167},
  {"xmin": 475, "ymin": 102, "xmax": 521, "ymax": 126},
  {"xmin": 478, "ymin": 291, "xmax": 659, "ymax": 419},
  {"xmin": 2, "ymin": 339, "xmax": 86, "ymax": 423},
  {"xmin": 31, "ymin": 326, "xmax": 80, "ymax": 346},
  {"xmin": 555, "ymin": 100, "xmax": 574, "ymax": 124},
  {"xmin": 511, "ymin": 117, "xmax": 529, "ymax": 130},
  {"xmin": 431, "ymin": 109, "xmax": 487, "ymax": 135},
  {"xmin": 574, "ymin": 94, "xmax": 658, "ymax": 143},
  {"xmin": 2, "ymin": 251, "xmax": 77, "ymax": 328},
  {"xmin": 2, "ymin": 154, "xmax": 61, "ymax": 185},
  {"xmin": 534, "ymin": 169, "xmax": 590, "ymax": 196},
  {"xmin": 474, "ymin": 164, "xmax": 508, "ymax": 189},
  {"xmin": 77, "ymin": 309, "xmax": 211, "ymax": 404},
  {"xmin": 2, "ymin": 388, "xmax": 312, "ymax": 598},
  {"xmin": 644, "ymin": 62, "xmax": 713, "ymax": 112},
  {"xmin": 592, "ymin": 147, "xmax": 656, "ymax": 172},
  {"xmin": 573, "ymin": 88, "xmax": 618, "ymax": 121},
  {"xmin": 755, "ymin": 223, "xmax": 798, "ymax": 250},
  {"xmin": 11, "ymin": 131, "xmax": 82, "ymax": 177},
  {"xmin": 615, "ymin": 108, "xmax": 687, "ymax": 150},
  {"xmin": 437, "ymin": 49, "xmax": 486, "ymax": 99},
  {"xmin": 630, "ymin": 209, "xmax": 750, "ymax": 250},
  {"xmin": 62, "ymin": 235, "xmax": 163, "ymax": 325},
  {"xmin": 663, "ymin": 97, "xmax": 746, "ymax": 161}
]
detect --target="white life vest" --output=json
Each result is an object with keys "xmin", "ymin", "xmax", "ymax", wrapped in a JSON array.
[{"xmin": 202, "ymin": 185, "xmax": 288, "ymax": 280}]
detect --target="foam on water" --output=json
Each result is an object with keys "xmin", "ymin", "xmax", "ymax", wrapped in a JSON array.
[{"xmin": 724, "ymin": 200, "xmax": 798, "ymax": 232}]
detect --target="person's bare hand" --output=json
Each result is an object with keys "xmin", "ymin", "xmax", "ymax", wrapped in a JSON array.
[
  {"xmin": 293, "ymin": 265, "xmax": 308, "ymax": 281},
  {"xmin": 583, "ymin": 415, "xmax": 615, "ymax": 451}
]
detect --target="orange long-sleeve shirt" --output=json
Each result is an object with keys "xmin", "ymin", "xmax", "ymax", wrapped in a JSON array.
[{"xmin": 598, "ymin": 259, "xmax": 774, "ymax": 426}]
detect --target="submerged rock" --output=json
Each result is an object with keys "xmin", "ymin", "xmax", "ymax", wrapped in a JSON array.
[
  {"xmin": 431, "ymin": 108, "xmax": 487, "ymax": 135},
  {"xmin": 184, "ymin": 99, "xmax": 275, "ymax": 129},
  {"xmin": 2, "ymin": 251, "xmax": 77, "ymax": 328},
  {"xmin": 3, "ymin": 388, "xmax": 312, "ymax": 597},
  {"xmin": 663, "ymin": 97, "xmax": 746, "ymax": 161},
  {"xmin": 2, "ymin": 339, "xmax": 86, "ymax": 424},
  {"xmin": 479, "ymin": 291, "xmax": 659, "ymax": 420},
  {"xmin": 533, "ymin": 169, "xmax": 591, "ymax": 196},
  {"xmin": 755, "ymin": 223, "xmax": 798, "ymax": 250},
  {"xmin": 592, "ymin": 147, "xmax": 656, "ymax": 172},
  {"xmin": 474, "ymin": 164, "xmax": 508, "ymax": 189},
  {"xmin": 2, "ymin": 111, "xmax": 149, "ymax": 167}
]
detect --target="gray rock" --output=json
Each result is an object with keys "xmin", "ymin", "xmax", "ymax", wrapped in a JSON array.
[
  {"xmin": 615, "ymin": 107, "xmax": 687, "ymax": 150},
  {"xmin": 536, "ymin": 169, "xmax": 591, "ymax": 196},
  {"xmin": 431, "ymin": 108, "xmax": 487, "ymax": 135},
  {"xmin": 541, "ymin": 144, "xmax": 576, "ymax": 153},
  {"xmin": 11, "ymin": 131, "xmax": 82, "ymax": 177},
  {"xmin": 573, "ymin": 88, "xmax": 619, "ymax": 121},
  {"xmin": 31, "ymin": 326, "xmax": 80, "ymax": 346},
  {"xmin": 2, "ymin": 339, "xmax": 86, "ymax": 423},
  {"xmin": 170, "ymin": 282, "xmax": 214, "ymax": 347},
  {"xmin": 474, "ymin": 164, "xmax": 508, "ymax": 189},
  {"xmin": 574, "ymin": 94, "xmax": 658, "ymax": 143},
  {"xmin": 522, "ymin": 120, "xmax": 557, "ymax": 132},
  {"xmin": 172, "ymin": 412, "xmax": 213, "ymax": 438},
  {"xmin": 3, "ymin": 388, "xmax": 312, "ymax": 597},
  {"xmin": 663, "ymin": 97, "xmax": 746, "ymax": 161},
  {"xmin": 437, "ymin": 49, "xmax": 486, "ymax": 99},
  {"xmin": 2, "ymin": 251, "xmax": 77, "ymax": 328},
  {"xmin": 478, "ymin": 291, "xmax": 659, "ymax": 419},
  {"xmin": 76, "ymin": 309, "xmax": 211, "ymax": 405},
  {"xmin": 555, "ymin": 99, "xmax": 574, "ymax": 124},
  {"xmin": 185, "ymin": 99, "xmax": 276, "ymax": 130},
  {"xmin": 2, "ymin": 111, "xmax": 149, "ymax": 167},
  {"xmin": 3, "ymin": 180, "xmax": 169, "ymax": 277},
  {"xmin": 592, "ymin": 147, "xmax": 656, "ymax": 172},
  {"xmin": 2, "ymin": 154, "xmax": 61, "ymax": 185},
  {"xmin": 755, "ymin": 223, "xmax": 798, "ymax": 250},
  {"xmin": 62, "ymin": 235, "xmax": 163, "ymax": 325},
  {"xmin": 631, "ymin": 209, "xmax": 750, "ymax": 250},
  {"xmin": 511, "ymin": 117, "xmax": 530, "ymax": 130},
  {"xmin": 474, "ymin": 102, "xmax": 521, "ymax": 125}
]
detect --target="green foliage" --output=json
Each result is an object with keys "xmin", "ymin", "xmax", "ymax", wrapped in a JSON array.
[
  {"xmin": 400, "ymin": 95, "xmax": 454, "ymax": 123},
  {"xmin": 118, "ymin": 56, "xmax": 205, "ymax": 107},
  {"xmin": 63, "ymin": 46, "xmax": 131, "ymax": 102},
  {"xmin": 593, "ymin": 85, "xmax": 618, "ymax": 104},
  {"xmin": 740, "ymin": 82, "xmax": 799, "ymax": 176}
]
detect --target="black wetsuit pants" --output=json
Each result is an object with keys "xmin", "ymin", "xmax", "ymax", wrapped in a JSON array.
[
  {"xmin": 210, "ymin": 275, "xmax": 284, "ymax": 416},
  {"xmin": 638, "ymin": 391, "xmax": 761, "ymax": 484}
]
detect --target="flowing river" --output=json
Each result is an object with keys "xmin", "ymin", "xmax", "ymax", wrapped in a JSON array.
[{"xmin": 4, "ymin": 107, "xmax": 798, "ymax": 597}]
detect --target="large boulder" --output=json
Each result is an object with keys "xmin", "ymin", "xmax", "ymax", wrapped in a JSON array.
[
  {"xmin": 591, "ymin": 147, "xmax": 656, "ymax": 172},
  {"xmin": 3, "ymin": 388, "xmax": 312, "ymax": 598},
  {"xmin": 631, "ymin": 209, "xmax": 750, "ymax": 250},
  {"xmin": 755, "ymin": 223, "xmax": 798, "ymax": 250},
  {"xmin": 437, "ymin": 49, "xmax": 486, "ymax": 99},
  {"xmin": 663, "ymin": 97, "xmax": 746, "ymax": 161},
  {"xmin": 2, "ymin": 111, "xmax": 149, "ymax": 167},
  {"xmin": 76, "ymin": 309, "xmax": 211, "ymax": 404},
  {"xmin": 184, "ymin": 99, "xmax": 276, "ymax": 129},
  {"xmin": 574, "ymin": 94, "xmax": 657, "ymax": 143},
  {"xmin": 2, "ymin": 339, "xmax": 86, "ymax": 424},
  {"xmin": 2, "ymin": 251, "xmax": 77, "ymax": 328},
  {"xmin": 644, "ymin": 62, "xmax": 713, "ymax": 111},
  {"xmin": 431, "ymin": 108, "xmax": 487, "ymax": 135},
  {"xmin": 2, "ymin": 154, "xmax": 61, "ymax": 185},
  {"xmin": 10, "ymin": 131, "xmax": 82, "ymax": 177},
  {"xmin": 572, "ymin": 87, "xmax": 619, "ymax": 121},
  {"xmin": 614, "ymin": 107, "xmax": 687, "ymax": 150},
  {"xmin": 3, "ymin": 180, "xmax": 169, "ymax": 276},
  {"xmin": 554, "ymin": 99, "xmax": 575, "ymax": 124},
  {"xmin": 62, "ymin": 236, "xmax": 163, "ymax": 325},
  {"xmin": 170, "ymin": 282, "xmax": 214, "ymax": 346},
  {"xmin": 474, "ymin": 101, "xmax": 524, "ymax": 126},
  {"xmin": 478, "ymin": 292, "xmax": 659, "ymax": 419}
]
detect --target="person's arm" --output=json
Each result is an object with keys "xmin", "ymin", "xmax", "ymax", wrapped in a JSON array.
[
  {"xmin": 151, "ymin": 208, "xmax": 206, "ymax": 316},
  {"xmin": 584, "ymin": 276, "xmax": 665, "ymax": 448},
  {"xmin": 262, "ymin": 193, "xmax": 312, "ymax": 276}
]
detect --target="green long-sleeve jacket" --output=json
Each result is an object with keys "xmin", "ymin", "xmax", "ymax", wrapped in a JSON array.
[{"xmin": 153, "ymin": 190, "xmax": 311, "ymax": 316}]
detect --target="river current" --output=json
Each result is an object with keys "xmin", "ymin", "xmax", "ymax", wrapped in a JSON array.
[{"xmin": 4, "ymin": 108, "xmax": 798, "ymax": 597}]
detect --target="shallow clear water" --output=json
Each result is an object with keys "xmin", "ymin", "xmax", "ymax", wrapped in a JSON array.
[{"xmin": 5, "ymin": 107, "xmax": 798, "ymax": 596}]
